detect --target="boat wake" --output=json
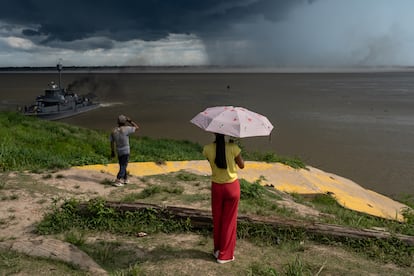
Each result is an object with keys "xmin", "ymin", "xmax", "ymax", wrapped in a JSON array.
[{"xmin": 99, "ymin": 102, "xmax": 123, "ymax": 107}]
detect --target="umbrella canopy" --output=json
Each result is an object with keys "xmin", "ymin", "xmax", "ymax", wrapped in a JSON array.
[{"xmin": 190, "ymin": 106, "xmax": 274, "ymax": 138}]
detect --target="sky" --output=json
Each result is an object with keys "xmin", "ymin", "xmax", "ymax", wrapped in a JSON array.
[{"xmin": 1, "ymin": 0, "xmax": 414, "ymax": 67}]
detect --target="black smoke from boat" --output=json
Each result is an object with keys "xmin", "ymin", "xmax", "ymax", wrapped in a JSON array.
[{"xmin": 66, "ymin": 76, "xmax": 126, "ymax": 101}]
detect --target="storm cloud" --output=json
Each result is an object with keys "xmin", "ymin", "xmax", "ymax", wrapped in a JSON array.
[
  {"xmin": 1, "ymin": 0, "xmax": 414, "ymax": 67},
  {"xmin": 0, "ymin": 0, "xmax": 310, "ymax": 42}
]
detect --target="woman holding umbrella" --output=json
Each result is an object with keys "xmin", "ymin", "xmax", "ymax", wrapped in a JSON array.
[
  {"xmin": 203, "ymin": 133, "xmax": 245, "ymax": 264},
  {"xmin": 191, "ymin": 106, "xmax": 273, "ymax": 263}
]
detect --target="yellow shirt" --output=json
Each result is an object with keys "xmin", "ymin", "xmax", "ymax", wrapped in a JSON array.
[{"xmin": 202, "ymin": 142, "xmax": 241, "ymax": 184}]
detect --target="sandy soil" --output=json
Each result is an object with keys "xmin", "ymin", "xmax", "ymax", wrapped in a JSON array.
[
  {"xmin": 0, "ymin": 169, "xmax": 115, "ymax": 240},
  {"xmin": 0, "ymin": 167, "xmax": 319, "ymax": 241},
  {"xmin": 0, "ymin": 166, "xmax": 318, "ymax": 275},
  {"xmin": 0, "ymin": 169, "xmax": 123, "ymax": 274}
]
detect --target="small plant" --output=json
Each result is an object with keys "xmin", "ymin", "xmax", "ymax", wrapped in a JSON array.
[
  {"xmin": 165, "ymin": 186, "xmax": 184, "ymax": 194},
  {"xmin": 283, "ymin": 256, "xmax": 311, "ymax": 276},
  {"xmin": 93, "ymin": 241, "xmax": 119, "ymax": 264},
  {"xmin": 138, "ymin": 186, "xmax": 162, "ymax": 198},
  {"xmin": 240, "ymin": 179, "xmax": 265, "ymax": 200},
  {"xmin": 401, "ymin": 207, "xmax": 414, "ymax": 224},
  {"xmin": 64, "ymin": 229, "xmax": 86, "ymax": 246},
  {"xmin": 112, "ymin": 263, "xmax": 143, "ymax": 276},
  {"xmin": 176, "ymin": 172, "xmax": 197, "ymax": 181}
]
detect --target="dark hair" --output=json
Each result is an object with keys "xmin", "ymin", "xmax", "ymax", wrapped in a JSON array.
[{"xmin": 214, "ymin": 133, "xmax": 227, "ymax": 169}]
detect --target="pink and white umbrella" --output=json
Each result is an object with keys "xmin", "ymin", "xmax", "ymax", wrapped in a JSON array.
[{"xmin": 190, "ymin": 106, "xmax": 274, "ymax": 138}]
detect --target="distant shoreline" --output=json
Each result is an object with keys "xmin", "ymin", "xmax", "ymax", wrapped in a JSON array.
[{"xmin": 2, "ymin": 65, "xmax": 414, "ymax": 74}]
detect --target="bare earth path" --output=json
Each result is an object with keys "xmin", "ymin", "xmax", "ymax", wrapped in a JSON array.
[{"xmin": 0, "ymin": 169, "xmax": 115, "ymax": 274}]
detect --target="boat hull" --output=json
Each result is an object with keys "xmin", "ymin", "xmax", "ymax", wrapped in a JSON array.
[{"xmin": 24, "ymin": 103, "xmax": 100, "ymax": 120}]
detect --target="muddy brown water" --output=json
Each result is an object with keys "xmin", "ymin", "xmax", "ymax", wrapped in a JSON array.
[{"xmin": 1, "ymin": 70, "xmax": 414, "ymax": 197}]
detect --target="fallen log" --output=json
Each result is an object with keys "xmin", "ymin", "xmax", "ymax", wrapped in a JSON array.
[{"xmin": 78, "ymin": 201, "xmax": 414, "ymax": 246}]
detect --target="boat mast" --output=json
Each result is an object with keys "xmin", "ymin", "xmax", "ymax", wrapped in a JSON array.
[{"xmin": 56, "ymin": 61, "xmax": 63, "ymax": 90}]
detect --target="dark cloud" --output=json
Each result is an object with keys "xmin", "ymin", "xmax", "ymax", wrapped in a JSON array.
[
  {"xmin": 0, "ymin": 0, "xmax": 314, "ymax": 43},
  {"xmin": 21, "ymin": 29, "xmax": 41, "ymax": 36},
  {"xmin": 7, "ymin": 0, "xmax": 410, "ymax": 67}
]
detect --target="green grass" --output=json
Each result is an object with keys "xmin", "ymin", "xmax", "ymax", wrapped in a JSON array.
[
  {"xmin": 64, "ymin": 229, "xmax": 87, "ymax": 246},
  {"xmin": 0, "ymin": 111, "xmax": 305, "ymax": 171},
  {"xmin": 289, "ymin": 193, "xmax": 414, "ymax": 236},
  {"xmin": 36, "ymin": 197, "xmax": 193, "ymax": 236},
  {"xmin": 0, "ymin": 112, "xmax": 204, "ymax": 171},
  {"xmin": 282, "ymin": 256, "xmax": 312, "ymax": 276},
  {"xmin": 239, "ymin": 178, "xmax": 291, "ymax": 217}
]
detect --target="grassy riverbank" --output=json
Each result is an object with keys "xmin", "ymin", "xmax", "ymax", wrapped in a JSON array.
[
  {"xmin": 0, "ymin": 112, "xmax": 304, "ymax": 171},
  {"xmin": 0, "ymin": 111, "xmax": 413, "ymax": 275}
]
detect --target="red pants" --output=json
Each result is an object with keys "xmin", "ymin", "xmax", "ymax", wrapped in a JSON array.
[{"xmin": 211, "ymin": 179, "xmax": 240, "ymax": 260}]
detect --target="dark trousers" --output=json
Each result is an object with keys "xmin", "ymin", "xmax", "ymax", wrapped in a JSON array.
[{"xmin": 117, "ymin": 154, "xmax": 130, "ymax": 180}]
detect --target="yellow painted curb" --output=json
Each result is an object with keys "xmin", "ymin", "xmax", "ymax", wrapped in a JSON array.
[{"xmin": 75, "ymin": 161, "xmax": 409, "ymax": 222}]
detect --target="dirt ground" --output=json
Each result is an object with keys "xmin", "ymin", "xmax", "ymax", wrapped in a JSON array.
[
  {"xmin": 1, "ymin": 168, "xmax": 412, "ymax": 275},
  {"xmin": 0, "ymin": 167, "xmax": 321, "ymax": 275},
  {"xmin": 0, "ymin": 169, "xmax": 115, "ymax": 240},
  {"xmin": 0, "ymin": 167, "xmax": 320, "ymax": 241}
]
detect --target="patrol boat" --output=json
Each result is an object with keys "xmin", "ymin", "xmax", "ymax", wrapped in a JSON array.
[{"xmin": 24, "ymin": 63, "xmax": 100, "ymax": 120}]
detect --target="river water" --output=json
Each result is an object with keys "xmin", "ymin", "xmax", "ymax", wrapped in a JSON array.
[{"xmin": 1, "ymin": 70, "xmax": 414, "ymax": 197}]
